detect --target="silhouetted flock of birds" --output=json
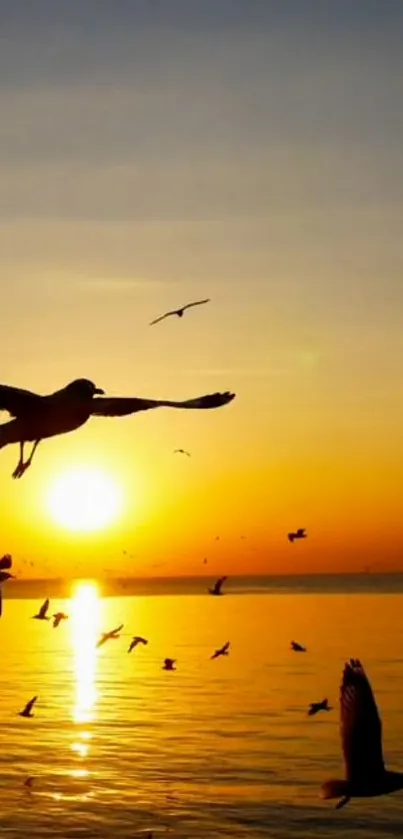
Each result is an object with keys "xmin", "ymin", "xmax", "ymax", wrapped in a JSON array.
[{"xmin": 1, "ymin": 300, "xmax": 402, "ymax": 814}]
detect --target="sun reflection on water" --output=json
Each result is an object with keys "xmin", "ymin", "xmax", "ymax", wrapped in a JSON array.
[{"xmin": 71, "ymin": 581, "xmax": 101, "ymax": 761}]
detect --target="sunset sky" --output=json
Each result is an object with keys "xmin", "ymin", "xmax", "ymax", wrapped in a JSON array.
[{"xmin": 1, "ymin": 1, "xmax": 402, "ymax": 578}]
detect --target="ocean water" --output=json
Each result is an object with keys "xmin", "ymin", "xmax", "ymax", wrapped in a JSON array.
[{"xmin": 1, "ymin": 579, "xmax": 403, "ymax": 837}]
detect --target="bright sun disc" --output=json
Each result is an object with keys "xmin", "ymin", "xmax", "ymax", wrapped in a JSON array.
[{"xmin": 46, "ymin": 468, "xmax": 122, "ymax": 533}]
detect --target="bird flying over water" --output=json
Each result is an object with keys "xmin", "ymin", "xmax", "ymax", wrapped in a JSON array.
[
  {"xmin": 209, "ymin": 576, "xmax": 227, "ymax": 596},
  {"xmin": 19, "ymin": 696, "xmax": 37, "ymax": 718},
  {"xmin": 52, "ymin": 612, "xmax": 68, "ymax": 628},
  {"xmin": 128, "ymin": 635, "xmax": 148, "ymax": 653},
  {"xmin": 163, "ymin": 658, "xmax": 176, "ymax": 671},
  {"xmin": 308, "ymin": 698, "xmax": 332, "ymax": 716},
  {"xmin": 288, "ymin": 528, "xmax": 307, "ymax": 543},
  {"xmin": 149, "ymin": 298, "xmax": 210, "ymax": 325},
  {"xmin": 291, "ymin": 640, "xmax": 306, "ymax": 652},
  {"xmin": 174, "ymin": 448, "xmax": 191, "ymax": 457},
  {"xmin": 32, "ymin": 599, "xmax": 50, "ymax": 620},
  {"xmin": 0, "ymin": 379, "xmax": 235, "ymax": 478},
  {"xmin": 96, "ymin": 623, "xmax": 124, "ymax": 648},
  {"xmin": 211, "ymin": 641, "xmax": 230, "ymax": 660},
  {"xmin": 322, "ymin": 659, "xmax": 403, "ymax": 809}
]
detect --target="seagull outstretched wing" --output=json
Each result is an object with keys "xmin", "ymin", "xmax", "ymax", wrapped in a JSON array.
[
  {"xmin": 38, "ymin": 599, "xmax": 49, "ymax": 619},
  {"xmin": 0, "ymin": 385, "xmax": 42, "ymax": 418},
  {"xmin": 91, "ymin": 392, "xmax": 235, "ymax": 417},
  {"xmin": 340, "ymin": 659, "xmax": 384, "ymax": 782},
  {"xmin": 149, "ymin": 310, "xmax": 179, "ymax": 326}
]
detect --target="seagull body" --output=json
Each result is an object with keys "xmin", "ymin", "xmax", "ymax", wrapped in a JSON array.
[
  {"xmin": 322, "ymin": 659, "xmax": 403, "ymax": 809},
  {"xmin": 291, "ymin": 640, "xmax": 306, "ymax": 652},
  {"xmin": 288, "ymin": 528, "xmax": 307, "ymax": 543},
  {"xmin": 32, "ymin": 599, "xmax": 50, "ymax": 620},
  {"xmin": 0, "ymin": 379, "xmax": 235, "ymax": 478},
  {"xmin": 128, "ymin": 635, "xmax": 148, "ymax": 653},
  {"xmin": 150, "ymin": 298, "xmax": 210, "ymax": 325},
  {"xmin": 163, "ymin": 658, "xmax": 176, "ymax": 671},
  {"xmin": 174, "ymin": 448, "xmax": 191, "ymax": 457},
  {"xmin": 308, "ymin": 698, "xmax": 332, "ymax": 716},
  {"xmin": 19, "ymin": 696, "xmax": 37, "ymax": 718},
  {"xmin": 52, "ymin": 612, "xmax": 68, "ymax": 628},
  {"xmin": 211, "ymin": 641, "xmax": 230, "ymax": 660},
  {"xmin": 209, "ymin": 576, "xmax": 227, "ymax": 596},
  {"xmin": 96, "ymin": 623, "xmax": 124, "ymax": 648}
]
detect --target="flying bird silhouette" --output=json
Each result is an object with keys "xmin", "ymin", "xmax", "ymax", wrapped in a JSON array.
[
  {"xmin": 0, "ymin": 553, "xmax": 12, "ymax": 570},
  {"xmin": 288, "ymin": 528, "xmax": 307, "ymax": 543},
  {"xmin": 96, "ymin": 623, "xmax": 124, "ymax": 648},
  {"xmin": 308, "ymin": 698, "xmax": 332, "ymax": 716},
  {"xmin": 209, "ymin": 576, "xmax": 227, "ymax": 596},
  {"xmin": 291, "ymin": 640, "xmax": 306, "ymax": 652},
  {"xmin": 0, "ymin": 553, "xmax": 14, "ymax": 617},
  {"xmin": 32, "ymin": 599, "xmax": 50, "ymax": 620},
  {"xmin": 52, "ymin": 612, "xmax": 68, "ymax": 628},
  {"xmin": 0, "ymin": 379, "xmax": 235, "ymax": 478},
  {"xmin": 211, "ymin": 641, "xmax": 230, "ymax": 660},
  {"xmin": 163, "ymin": 658, "xmax": 176, "ymax": 671},
  {"xmin": 19, "ymin": 696, "xmax": 37, "ymax": 718},
  {"xmin": 149, "ymin": 298, "xmax": 210, "ymax": 325},
  {"xmin": 128, "ymin": 635, "xmax": 148, "ymax": 653},
  {"xmin": 173, "ymin": 448, "xmax": 191, "ymax": 457},
  {"xmin": 23, "ymin": 777, "xmax": 34, "ymax": 789},
  {"xmin": 322, "ymin": 659, "xmax": 403, "ymax": 809}
]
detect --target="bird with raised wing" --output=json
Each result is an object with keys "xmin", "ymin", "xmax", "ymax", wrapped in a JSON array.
[
  {"xmin": 96, "ymin": 623, "xmax": 124, "ymax": 648},
  {"xmin": 174, "ymin": 448, "xmax": 191, "ymax": 457},
  {"xmin": 52, "ymin": 612, "xmax": 68, "ymax": 628},
  {"xmin": 32, "ymin": 599, "xmax": 50, "ymax": 620},
  {"xmin": 0, "ymin": 379, "xmax": 235, "ymax": 478},
  {"xmin": 288, "ymin": 528, "xmax": 307, "ymax": 543},
  {"xmin": 128, "ymin": 635, "xmax": 148, "ymax": 653},
  {"xmin": 211, "ymin": 641, "xmax": 230, "ymax": 660},
  {"xmin": 322, "ymin": 659, "xmax": 403, "ymax": 809},
  {"xmin": 163, "ymin": 658, "xmax": 176, "ymax": 671},
  {"xmin": 149, "ymin": 298, "xmax": 210, "ymax": 325},
  {"xmin": 209, "ymin": 576, "xmax": 227, "ymax": 596},
  {"xmin": 291, "ymin": 640, "xmax": 306, "ymax": 652},
  {"xmin": 19, "ymin": 696, "xmax": 37, "ymax": 718},
  {"xmin": 308, "ymin": 698, "xmax": 332, "ymax": 716}
]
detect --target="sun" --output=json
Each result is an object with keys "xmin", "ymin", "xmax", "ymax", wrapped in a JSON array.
[{"xmin": 46, "ymin": 467, "xmax": 123, "ymax": 533}]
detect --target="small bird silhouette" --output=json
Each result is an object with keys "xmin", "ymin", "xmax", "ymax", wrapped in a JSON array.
[
  {"xmin": 288, "ymin": 528, "xmax": 307, "ymax": 543},
  {"xmin": 32, "ymin": 599, "xmax": 50, "ymax": 620},
  {"xmin": 163, "ymin": 658, "xmax": 176, "ymax": 671},
  {"xmin": 322, "ymin": 659, "xmax": 403, "ymax": 809},
  {"xmin": 96, "ymin": 623, "xmax": 124, "ymax": 648},
  {"xmin": 52, "ymin": 612, "xmax": 68, "ymax": 628},
  {"xmin": 174, "ymin": 448, "xmax": 191, "ymax": 457},
  {"xmin": 291, "ymin": 640, "xmax": 306, "ymax": 652},
  {"xmin": 0, "ymin": 378, "xmax": 234, "ymax": 478},
  {"xmin": 128, "ymin": 636, "xmax": 148, "ymax": 653},
  {"xmin": 211, "ymin": 641, "xmax": 230, "ymax": 660},
  {"xmin": 19, "ymin": 696, "xmax": 37, "ymax": 718},
  {"xmin": 149, "ymin": 298, "xmax": 210, "ymax": 325},
  {"xmin": 23, "ymin": 776, "xmax": 34, "ymax": 789},
  {"xmin": 308, "ymin": 698, "xmax": 332, "ymax": 716},
  {"xmin": 209, "ymin": 576, "xmax": 227, "ymax": 596}
]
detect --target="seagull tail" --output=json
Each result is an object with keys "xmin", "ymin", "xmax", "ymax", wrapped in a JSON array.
[{"xmin": 321, "ymin": 779, "xmax": 350, "ymax": 800}]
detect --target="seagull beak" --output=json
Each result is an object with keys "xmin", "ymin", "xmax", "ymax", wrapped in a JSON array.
[{"xmin": 94, "ymin": 387, "xmax": 105, "ymax": 395}]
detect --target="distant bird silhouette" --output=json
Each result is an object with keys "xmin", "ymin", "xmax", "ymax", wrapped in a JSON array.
[
  {"xmin": 52, "ymin": 612, "xmax": 68, "ymax": 628},
  {"xmin": 19, "ymin": 696, "xmax": 37, "ymax": 718},
  {"xmin": 128, "ymin": 635, "xmax": 148, "ymax": 653},
  {"xmin": 32, "ymin": 599, "xmax": 50, "ymax": 620},
  {"xmin": 203, "ymin": 558, "xmax": 208, "ymax": 565},
  {"xmin": 174, "ymin": 448, "xmax": 191, "ymax": 457},
  {"xmin": 211, "ymin": 641, "xmax": 230, "ymax": 660},
  {"xmin": 209, "ymin": 576, "xmax": 227, "ymax": 596},
  {"xmin": 291, "ymin": 640, "xmax": 306, "ymax": 652},
  {"xmin": 308, "ymin": 698, "xmax": 332, "ymax": 716},
  {"xmin": 288, "ymin": 528, "xmax": 307, "ymax": 543},
  {"xmin": 149, "ymin": 299, "xmax": 210, "ymax": 325},
  {"xmin": 322, "ymin": 659, "xmax": 403, "ymax": 809},
  {"xmin": 96, "ymin": 623, "xmax": 124, "ymax": 648},
  {"xmin": 23, "ymin": 777, "xmax": 34, "ymax": 789},
  {"xmin": 163, "ymin": 658, "xmax": 176, "ymax": 671},
  {"xmin": 0, "ymin": 379, "xmax": 235, "ymax": 478}
]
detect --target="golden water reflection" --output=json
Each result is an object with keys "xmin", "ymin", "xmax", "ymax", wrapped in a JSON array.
[{"xmin": 71, "ymin": 581, "xmax": 101, "ymax": 762}]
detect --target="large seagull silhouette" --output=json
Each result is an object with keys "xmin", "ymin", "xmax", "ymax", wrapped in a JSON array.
[{"xmin": 0, "ymin": 379, "xmax": 235, "ymax": 478}]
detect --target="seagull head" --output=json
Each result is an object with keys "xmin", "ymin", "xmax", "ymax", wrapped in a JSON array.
[{"xmin": 66, "ymin": 379, "xmax": 105, "ymax": 398}]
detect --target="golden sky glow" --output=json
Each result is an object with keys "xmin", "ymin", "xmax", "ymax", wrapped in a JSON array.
[{"xmin": 0, "ymin": 3, "xmax": 402, "ymax": 577}]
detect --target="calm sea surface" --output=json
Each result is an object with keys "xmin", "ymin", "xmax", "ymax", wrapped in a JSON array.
[{"xmin": 2, "ymin": 576, "xmax": 403, "ymax": 837}]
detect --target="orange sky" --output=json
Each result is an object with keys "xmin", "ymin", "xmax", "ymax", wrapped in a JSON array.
[{"xmin": 1, "ymin": 3, "xmax": 402, "ymax": 577}]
